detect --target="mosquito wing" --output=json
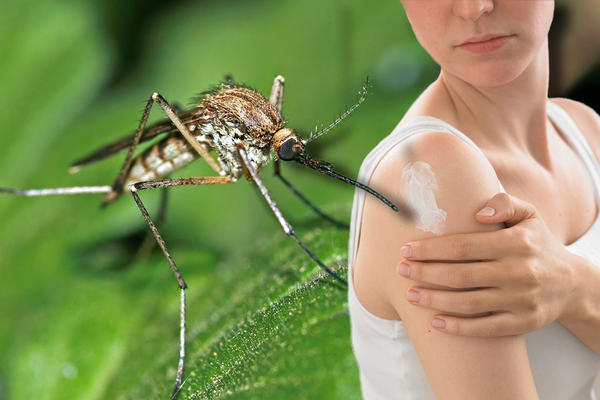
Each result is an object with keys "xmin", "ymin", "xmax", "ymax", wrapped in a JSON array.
[{"xmin": 70, "ymin": 107, "xmax": 211, "ymax": 172}]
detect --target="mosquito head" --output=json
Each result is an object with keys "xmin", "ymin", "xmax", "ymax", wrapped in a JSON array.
[
  {"xmin": 272, "ymin": 128, "xmax": 307, "ymax": 161},
  {"xmin": 272, "ymin": 124, "xmax": 407, "ymax": 217}
]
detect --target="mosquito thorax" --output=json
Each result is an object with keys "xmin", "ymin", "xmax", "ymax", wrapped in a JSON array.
[
  {"xmin": 200, "ymin": 86, "xmax": 283, "ymax": 179},
  {"xmin": 273, "ymin": 128, "xmax": 304, "ymax": 161}
]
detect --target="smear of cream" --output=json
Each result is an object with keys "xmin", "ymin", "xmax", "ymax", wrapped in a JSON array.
[{"xmin": 401, "ymin": 161, "xmax": 447, "ymax": 235}]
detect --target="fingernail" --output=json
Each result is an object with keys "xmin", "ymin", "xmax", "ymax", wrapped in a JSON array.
[
  {"xmin": 432, "ymin": 318, "xmax": 446, "ymax": 329},
  {"xmin": 401, "ymin": 245, "xmax": 412, "ymax": 258},
  {"xmin": 407, "ymin": 289, "xmax": 420, "ymax": 303},
  {"xmin": 477, "ymin": 206, "xmax": 495, "ymax": 217},
  {"xmin": 398, "ymin": 262, "xmax": 410, "ymax": 277}
]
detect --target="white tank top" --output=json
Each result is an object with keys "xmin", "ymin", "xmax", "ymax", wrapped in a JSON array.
[{"xmin": 347, "ymin": 100, "xmax": 600, "ymax": 400}]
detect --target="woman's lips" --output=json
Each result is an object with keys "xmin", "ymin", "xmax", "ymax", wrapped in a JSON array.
[{"xmin": 457, "ymin": 35, "xmax": 514, "ymax": 54}]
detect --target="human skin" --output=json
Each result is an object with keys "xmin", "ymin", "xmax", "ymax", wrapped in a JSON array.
[
  {"xmin": 351, "ymin": 1, "xmax": 600, "ymax": 398},
  {"xmin": 400, "ymin": 0, "xmax": 555, "ymax": 161},
  {"xmin": 392, "ymin": 0, "xmax": 600, "ymax": 348}
]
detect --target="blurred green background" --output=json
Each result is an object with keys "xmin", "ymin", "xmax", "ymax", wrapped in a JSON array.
[{"xmin": 0, "ymin": 0, "xmax": 597, "ymax": 399}]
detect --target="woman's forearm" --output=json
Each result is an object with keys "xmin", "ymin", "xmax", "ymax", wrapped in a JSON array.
[{"xmin": 557, "ymin": 253, "xmax": 600, "ymax": 356}]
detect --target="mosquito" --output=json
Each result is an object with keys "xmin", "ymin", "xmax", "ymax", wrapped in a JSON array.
[{"xmin": 0, "ymin": 75, "xmax": 415, "ymax": 399}]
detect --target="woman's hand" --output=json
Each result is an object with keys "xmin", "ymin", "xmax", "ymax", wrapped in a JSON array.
[{"xmin": 397, "ymin": 192, "xmax": 581, "ymax": 337}]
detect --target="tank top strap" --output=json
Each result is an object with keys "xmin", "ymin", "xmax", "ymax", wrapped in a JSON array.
[{"xmin": 546, "ymin": 100, "xmax": 600, "ymax": 203}]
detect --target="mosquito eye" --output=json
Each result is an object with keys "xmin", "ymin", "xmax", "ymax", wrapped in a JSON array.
[{"xmin": 278, "ymin": 139, "xmax": 297, "ymax": 161}]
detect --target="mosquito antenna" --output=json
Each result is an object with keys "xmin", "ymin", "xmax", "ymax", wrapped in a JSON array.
[{"xmin": 304, "ymin": 76, "xmax": 369, "ymax": 145}]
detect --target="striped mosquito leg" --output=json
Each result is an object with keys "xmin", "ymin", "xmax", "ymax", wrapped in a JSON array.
[
  {"xmin": 129, "ymin": 175, "xmax": 233, "ymax": 399},
  {"xmin": 0, "ymin": 185, "xmax": 112, "ymax": 196},
  {"xmin": 236, "ymin": 143, "xmax": 347, "ymax": 287},
  {"xmin": 107, "ymin": 95, "xmax": 156, "ymax": 201},
  {"xmin": 273, "ymin": 160, "xmax": 349, "ymax": 229},
  {"xmin": 170, "ymin": 287, "xmax": 186, "ymax": 400}
]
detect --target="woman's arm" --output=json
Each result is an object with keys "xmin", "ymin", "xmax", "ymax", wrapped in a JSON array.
[
  {"xmin": 354, "ymin": 131, "xmax": 539, "ymax": 399},
  {"xmin": 558, "ymin": 254, "xmax": 600, "ymax": 355}
]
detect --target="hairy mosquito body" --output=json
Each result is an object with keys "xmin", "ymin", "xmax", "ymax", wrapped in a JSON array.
[
  {"xmin": 110, "ymin": 86, "xmax": 282, "ymax": 203},
  {"xmin": 1, "ymin": 75, "xmax": 415, "ymax": 399}
]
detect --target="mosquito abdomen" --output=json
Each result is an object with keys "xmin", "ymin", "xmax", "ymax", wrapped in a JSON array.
[{"xmin": 123, "ymin": 132, "xmax": 206, "ymax": 191}]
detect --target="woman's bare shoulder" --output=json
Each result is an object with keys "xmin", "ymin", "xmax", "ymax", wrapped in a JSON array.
[
  {"xmin": 549, "ymin": 97, "xmax": 600, "ymax": 161},
  {"xmin": 371, "ymin": 129, "xmax": 502, "ymax": 218},
  {"xmin": 355, "ymin": 130, "xmax": 504, "ymax": 315},
  {"xmin": 355, "ymin": 130, "xmax": 539, "ymax": 399}
]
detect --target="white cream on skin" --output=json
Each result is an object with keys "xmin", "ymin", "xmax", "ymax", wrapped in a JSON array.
[{"xmin": 401, "ymin": 161, "xmax": 447, "ymax": 235}]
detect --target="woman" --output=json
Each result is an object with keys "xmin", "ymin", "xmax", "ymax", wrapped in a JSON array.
[{"xmin": 348, "ymin": 1, "xmax": 600, "ymax": 399}]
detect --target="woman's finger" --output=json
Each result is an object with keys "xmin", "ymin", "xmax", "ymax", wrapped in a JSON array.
[
  {"xmin": 430, "ymin": 311, "xmax": 525, "ymax": 337},
  {"xmin": 398, "ymin": 259, "xmax": 508, "ymax": 288},
  {"xmin": 475, "ymin": 192, "xmax": 539, "ymax": 228},
  {"xmin": 402, "ymin": 228, "xmax": 514, "ymax": 261},
  {"xmin": 406, "ymin": 286, "xmax": 509, "ymax": 315}
]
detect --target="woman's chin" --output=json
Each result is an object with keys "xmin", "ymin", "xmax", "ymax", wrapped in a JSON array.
[{"xmin": 447, "ymin": 62, "xmax": 528, "ymax": 88}]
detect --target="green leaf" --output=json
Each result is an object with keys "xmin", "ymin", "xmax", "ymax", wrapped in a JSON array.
[{"xmin": 105, "ymin": 221, "xmax": 360, "ymax": 399}]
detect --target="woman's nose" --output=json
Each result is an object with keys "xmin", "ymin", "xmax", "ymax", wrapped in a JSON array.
[{"xmin": 452, "ymin": 0, "xmax": 494, "ymax": 21}]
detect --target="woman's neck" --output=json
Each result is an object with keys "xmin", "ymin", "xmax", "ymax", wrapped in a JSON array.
[{"xmin": 435, "ymin": 38, "xmax": 554, "ymax": 171}]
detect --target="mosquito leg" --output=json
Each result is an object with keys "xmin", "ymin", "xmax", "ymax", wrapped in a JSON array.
[
  {"xmin": 133, "ymin": 176, "xmax": 233, "ymax": 191},
  {"xmin": 272, "ymin": 161, "xmax": 350, "ymax": 229},
  {"xmin": 269, "ymin": 75, "xmax": 285, "ymax": 112},
  {"xmin": 236, "ymin": 143, "xmax": 347, "ymax": 287},
  {"xmin": 107, "ymin": 96, "xmax": 156, "ymax": 201},
  {"xmin": 129, "ymin": 189, "xmax": 186, "ymax": 398},
  {"xmin": 129, "ymin": 175, "xmax": 233, "ymax": 399},
  {"xmin": 0, "ymin": 185, "xmax": 112, "ymax": 196},
  {"xmin": 134, "ymin": 187, "xmax": 170, "ymax": 260}
]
